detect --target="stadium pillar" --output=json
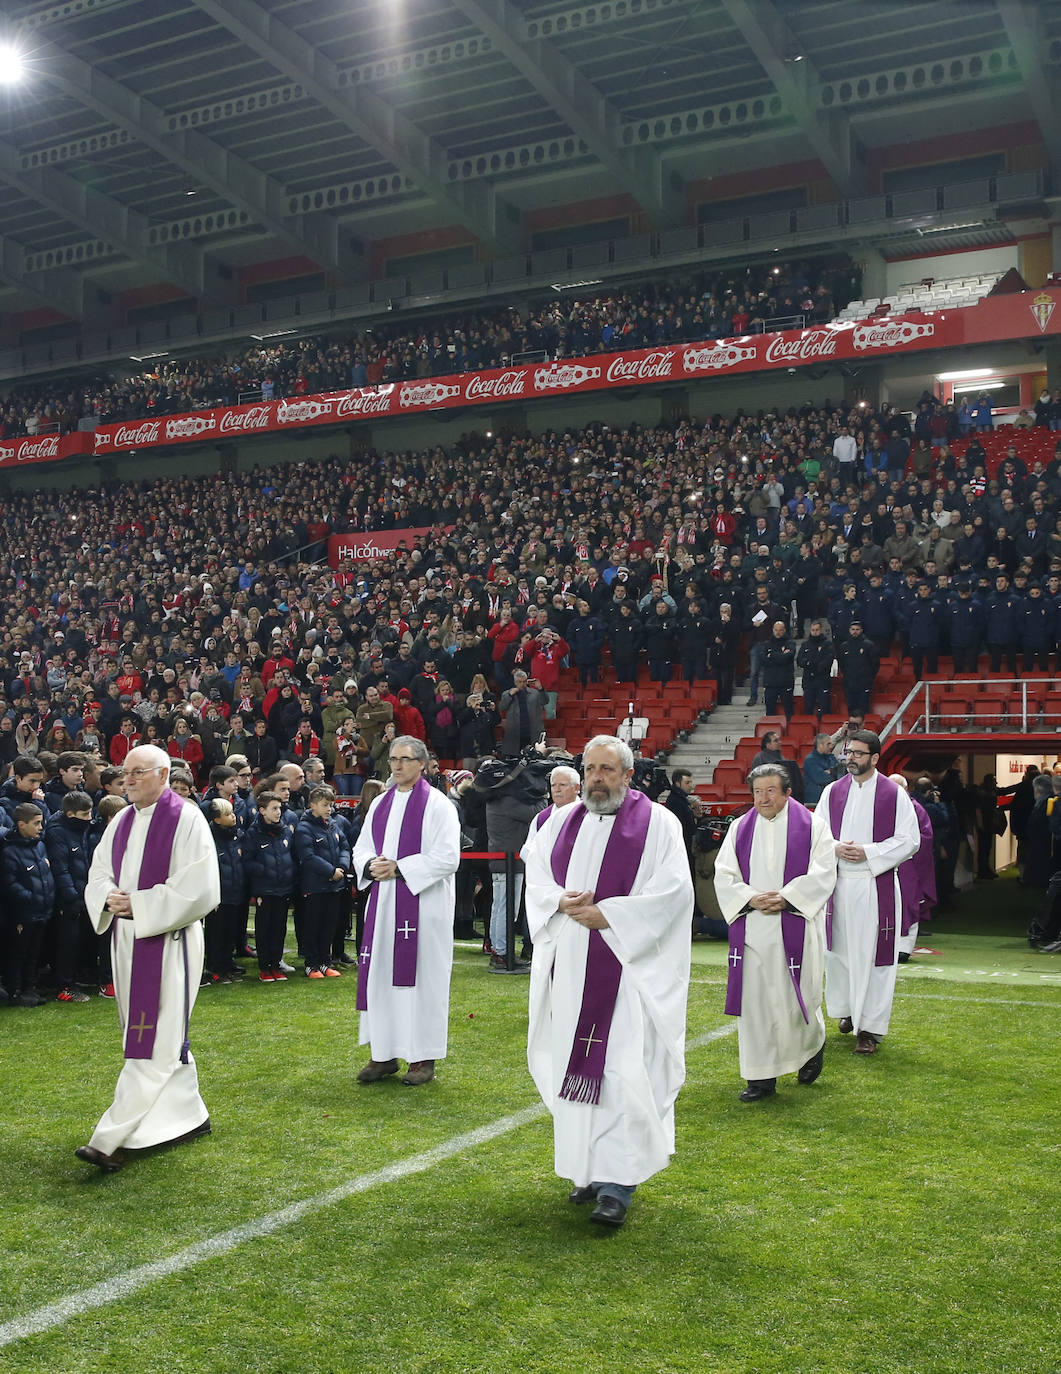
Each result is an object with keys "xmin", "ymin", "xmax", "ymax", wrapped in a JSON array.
[
  {"xmin": 1045, "ymin": 339, "xmax": 1061, "ymax": 393},
  {"xmin": 217, "ymin": 443, "xmax": 237, "ymax": 476},
  {"xmin": 856, "ymin": 247, "xmax": 887, "ymax": 301},
  {"xmin": 661, "ymin": 388, "xmax": 689, "ymax": 424}
]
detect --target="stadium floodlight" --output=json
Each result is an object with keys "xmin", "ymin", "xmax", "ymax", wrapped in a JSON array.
[{"xmin": 0, "ymin": 41, "xmax": 25, "ymax": 84}]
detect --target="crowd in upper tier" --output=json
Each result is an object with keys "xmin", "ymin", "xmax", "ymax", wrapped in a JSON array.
[{"xmin": 0, "ymin": 255, "xmax": 856, "ymax": 437}]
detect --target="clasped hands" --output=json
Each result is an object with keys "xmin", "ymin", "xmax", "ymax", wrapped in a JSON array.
[
  {"xmin": 559, "ymin": 889, "xmax": 609, "ymax": 929},
  {"xmin": 835, "ymin": 842, "xmax": 867, "ymax": 863},
  {"xmin": 747, "ymin": 891, "xmax": 786, "ymax": 914},
  {"xmin": 106, "ymin": 888, "xmax": 133, "ymax": 918},
  {"xmin": 368, "ymin": 857, "xmax": 399, "ymax": 881}
]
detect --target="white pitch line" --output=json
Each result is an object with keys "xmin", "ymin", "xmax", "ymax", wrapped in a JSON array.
[
  {"xmin": 897, "ymin": 991, "xmax": 1061, "ymax": 1009},
  {"xmin": 0, "ymin": 1024, "xmax": 736, "ymax": 1348}
]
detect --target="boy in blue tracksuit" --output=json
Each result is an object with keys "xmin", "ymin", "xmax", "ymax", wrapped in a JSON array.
[
  {"xmin": 44, "ymin": 789, "xmax": 95, "ymax": 1004},
  {"xmin": 244, "ymin": 790, "xmax": 297, "ymax": 982},
  {"xmin": 204, "ymin": 798, "xmax": 246, "ymax": 984},
  {"xmin": 2, "ymin": 803, "xmax": 56, "ymax": 1007},
  {"xmin": 293, "ymin": 786, "xmax": 350, "ymax": 979}
]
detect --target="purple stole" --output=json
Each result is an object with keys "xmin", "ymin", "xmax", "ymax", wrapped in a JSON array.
[
  {"xmin": 109, "ymin": 787, "xmax": 186, "ymax": 1062},
  {"xmin": 533, "ymin": 803, "xmax": 554, "ymax": 832},
  {"xmin": 826, "ymin": 773, "xmax": 899, "ymax": 965},
  {"xmin": 725, "ymin": 801, "xmax": 812, "ymax": 1024},
  {"xmin": 357, "ymin": 778, "xmax": 430, "ymax": 1012},
  {"xmin": 549, "ymin": 788, "xmax": 652, "ymax": 1106},
  {"xmin": 898, "ymin": 796, "xmax": 937, "ymax": 935}
]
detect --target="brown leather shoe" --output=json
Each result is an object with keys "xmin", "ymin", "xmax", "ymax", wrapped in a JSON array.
[
  {"xmin": 75, "ymin": 1144, "xmax": 125, "ymax": 1172},
  {"xmin": 837, "ymin": 1016, "xmax": 854, "ymax": 1034},
  {"xmin": 853, "ymin": 1031, "xmax": 879, "ymax": 1054},
  {"xmin": 357, "ymin": 1058, "xmax": 399, "ymax": 1083},
  {"xmin": 401, "ymin": 1059, "xmax": 436, "ymax": 1086}
]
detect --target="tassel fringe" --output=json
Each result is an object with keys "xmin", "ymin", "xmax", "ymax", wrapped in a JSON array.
[{"xmin": 559, "ymin": 1073, "xmax": 603, "ymax": 1105}]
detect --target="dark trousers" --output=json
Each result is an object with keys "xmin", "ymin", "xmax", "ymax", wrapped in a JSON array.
[
  {"xmin": 233, "ymin": 899, "xmax": 252, "ymax": 958},
  {"xmin": 4, "ymin": 918, "xmax": 45, "ymax": 995},
  {"xmin": 331, "ymin": 888, "xmax": 354, "ymax": 960},
  {"xmin": 612, "ymin": 658, "xmax": 638, "ymax": 684},
  {"xmin": 988, "ymin": 643, "xmax": 1017, "ymax": 673},
  {"xmin": 302, "ymin": 890, "xmax": 341, "ymax": 970},
  {"xmin": 713, "ymin": 666, "xmax": 734, "ymax": 705},
  {"xmin": 648, "ymin": 657, "xmax": 672, "ymax": 684},
  {"xmin": 910, "ymin": 646, "xmax": 938, "ymax": 679},
  {"xmin": 801, "ymin": 678, "xmax": 831, "ymax": 717},
  {"xmin": 951, "ymin": 644, "xmax": 979, "ymax": 673},
  {"xmin": 681, "ymin": 656, "xmax": 706, "ymax": 687},
  {"xmin": 1023, "ymin": 645, "xmax": 1051, "ymax": 672},
  {"xmin": 253, "ymin": 894, "xmax": 289, "ymax": 973},
  {"xmin": 206, "ymin": 903, "xmax": 241, "ymax": 974},
  {"xmin": 52, "ymin": 905, "xmax": 89, "ymax": 990},
  {"xmin": 577, "ymin": 662, "xmax": 600, "ymax": 686},
  {"xmin": 844, "ymin": 684, "xmax": 871, "ymax": 714},
  {"xmin": 764, "ymin": 687, "xmax": 794, "ymax": 718}
]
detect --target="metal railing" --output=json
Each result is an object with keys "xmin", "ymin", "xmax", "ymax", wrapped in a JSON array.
[{"xmin": 880, "ymin": 679, "xmax": 1053, "ymax": 741}]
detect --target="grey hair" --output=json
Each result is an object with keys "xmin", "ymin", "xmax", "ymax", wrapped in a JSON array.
[
  {"xmin": 549, "ymin": 764, "xmax": 581, "ymax": 787},
  {"xmin": 1032, "ymin": 776, "xmax": 1052, "ymax": 800},
  {"xmin": 814, "ymin": 732, "xmax": 833, "ymax": 748},
  {"xmin": 583, "ymin": 735, "xmax": 634, "ymax": 771},
  {"xmin": 390, "ymin": 734, "xmax": 429, "ymax": 764},
  {"xmin": 747, "ymin": 762, "xmax": 792, "ymax": 791}
]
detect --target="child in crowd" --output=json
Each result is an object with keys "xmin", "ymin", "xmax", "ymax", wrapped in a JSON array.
[
  {"xmin": 45, "ymin": 789, "xmax": 95, "ymax": 1004},
  {"xmin": 1, "ymin": 802, "xmax": 56, "ymax": 1007},
  {"xmin": 293, "ymin": 785, "xmax": 349, "ymax": 979},
  {"xmin": 91, "ymin": 793, "xmax": 128, "ymax": 998},
  {"xmin": 204, "ymin": 797, "xmax": 246, "ymax": 985},
  {"xmin": 244, "ymin": 789, "xmax": 297, "ymax": 982}
]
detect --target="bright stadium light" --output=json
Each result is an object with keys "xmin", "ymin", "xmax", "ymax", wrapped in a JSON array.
[{"xmin": 0, "ymin": 42, "xmax": 26, "ymax": 84}]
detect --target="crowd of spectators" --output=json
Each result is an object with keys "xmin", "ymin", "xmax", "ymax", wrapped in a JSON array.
[
  {"xmin": 0, "ymin": 376, "xmax": 1058, "ymax": 1002},
  {"xmin": 0, "ymin": 255, "xmax": 856, "ymax": 437}
]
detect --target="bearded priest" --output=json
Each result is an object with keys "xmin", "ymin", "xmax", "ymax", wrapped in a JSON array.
[
  {"xmin": 521, "ymin": 735, "xmax": 693, "ymax": 1229},
  {"xmin": 713, "ymin": 764, "xmax": 837, "ymax": 1101}
]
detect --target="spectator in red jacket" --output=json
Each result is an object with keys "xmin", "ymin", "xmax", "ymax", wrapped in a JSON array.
[
  {"xmin": 167, "ymin": 716, "xmax": 205, "ymax": 783},
  {"xmin": 108, "ymin": 715, "xmax": 141, "ymax": 767},
  {"xmin": 530, "ymin": 626, "xmax": 569, "ymax": 720}
]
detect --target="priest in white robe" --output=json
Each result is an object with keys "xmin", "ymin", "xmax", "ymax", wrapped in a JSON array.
[
  {"xmin": 713, "ymin": 764, "xmax": 837, "ymax": 1101},
  {"xmin": 78, "ymin": 745, "xmax": 220, "ymax": 1172},
  {"xmin": 521, "ymin": 736, "xmax": 692, "ymax": 1229},
  {"xmin": 819, "ymin": 731, "xmax": 920, "ymax": 1054},
  {"xmin": 352, "ymin": 735, "xmax": 460, "ymax": 1087}
]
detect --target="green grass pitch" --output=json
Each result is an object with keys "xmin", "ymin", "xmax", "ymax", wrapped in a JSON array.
[{"xmin": 1, "ymin": 877, "xmax": 1057, "ymax": 1374}]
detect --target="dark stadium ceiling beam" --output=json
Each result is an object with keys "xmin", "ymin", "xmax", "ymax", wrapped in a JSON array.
[
  {"xmin": 996, "ymin": 0, "xmax": 1061, "ymax": 175},
  {"xmin": 449, "ymin": 0, "xmax": 685, "ymax": 229},
  {"xmin": 0, "ymin": 138, "xmax": 237, "ymax": 306},
  {"xmin": 31, "ymin": 34, "xmax": 360, "ymax": 283},
  {"xmin": 0, "ymin": 235, "xmax": 85, "ymax": 318},
  {"xmin": 717, "ymin": 0, "xmax": 865, "ymax": 197},
  {"xmin": 191, "ymin": 0, "xmax": 524, "ymax": 256}
]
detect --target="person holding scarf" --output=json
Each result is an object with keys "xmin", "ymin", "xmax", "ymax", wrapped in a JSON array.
[
  {"xmin": 818, "ymin": 731, "xmax": 920, "ymax": 1056},
  {"xmin": 713, "ymin": 765, "xmax": 836, "ymax": 1102},
  {"xmin": 77, "ymin": 745, "xmax": 220, "ymax": 1172},
  {"xmin": 521, "ymin": 736, "xmax": 692, "ymax": 1229},
  {"xmin": 351, "ymin": 735, "xmax": 460, "ymax": 1087}
]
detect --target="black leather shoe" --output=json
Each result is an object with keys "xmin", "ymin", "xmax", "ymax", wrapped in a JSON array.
[
  {"xmin": 798, "ymin": 1044, "xmax": 825, "ymax": 1085},
  {"xmin": 357, "ymin": 1058, "xmax": 400, "ymax": 1083},
  {"xmin": 738, "ymin": 1081, "xmax": 777, "ymax": 1102},
  {"xmin": 589, "ymin": 1195, "xmax": 627, "ymax": 1227},
  {"xmin": 75, "ymin": 1144, "xmax": 124, "ymax": 1172},
  {"xmin": 568, "ymin": 1185, "xmax": 598, "ymax": 1204}
]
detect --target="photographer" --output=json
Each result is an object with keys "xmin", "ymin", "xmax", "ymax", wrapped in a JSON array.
[
  {"xmin": 457, "ymin": 690, "xmax": 500, "ymax": 770},
  {"xmin": 499, "ymin": 670, "xmax": 546, "ymax": 758}
]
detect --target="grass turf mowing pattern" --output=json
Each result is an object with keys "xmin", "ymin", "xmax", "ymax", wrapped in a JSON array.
[{"xmin": 1, "ymin": 953, "xmax": 1058, "ymax": 1373}]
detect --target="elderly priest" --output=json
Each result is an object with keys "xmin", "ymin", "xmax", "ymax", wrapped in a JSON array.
[
  {"xmin": 713, "ymin": 763, "xmax": 837, "ymax": 1101},
  {"xmin": 77, "ymin": 745, "xmax": 220, "ymax": 1172}
]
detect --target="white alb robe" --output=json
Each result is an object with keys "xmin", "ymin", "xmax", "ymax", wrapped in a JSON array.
[
  {"xmin": 713, "ymin": 803, "xmax": 837, "ymax": 1080},
  {"xmin": 522, "ymin": 799, "xmax": 692, "ymax": 1189},
  {"xmin": 352, "ymin": 784, "xmax": 461, "ymax": 1061},
  {"xmin": 819, "ymin": 772, "xmax": 920, "ymax": 1036},
  {"xmin": 85, "ymin": 796, "xmax": 220, "ymax": 1155}
]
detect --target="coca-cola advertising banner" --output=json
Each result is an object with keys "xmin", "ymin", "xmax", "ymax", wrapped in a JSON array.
[
  {"xmin": 327, "ymin": 526, "xmax": 443, "ymax": 567},
  {"xmin": 7, "ymin": 288, "xmax": 1061, "ymax": 471}
]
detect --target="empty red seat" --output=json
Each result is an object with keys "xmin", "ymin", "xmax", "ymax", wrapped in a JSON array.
[{"xmin": 972, "ymin": 696, "xmax": 1006, "ymax": 729}]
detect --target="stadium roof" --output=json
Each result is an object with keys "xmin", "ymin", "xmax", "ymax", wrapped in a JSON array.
[{"xmin": 0, "ymin": 0, "xmax": 1058, "ymax": 320}]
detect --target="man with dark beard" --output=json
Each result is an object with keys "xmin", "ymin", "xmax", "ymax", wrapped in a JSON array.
[{"xmin": 522, "ymin": 736, "xmax": 692, "ymax": 1228}]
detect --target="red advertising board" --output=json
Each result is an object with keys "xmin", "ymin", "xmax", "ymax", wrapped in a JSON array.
[
  {"xmin": 327, "ymin": 527, "xmax": 443, "ymax": 567},
  {"xmin": 5, "ymin": 288, "xmax": 1061, "ymax": 472}
]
